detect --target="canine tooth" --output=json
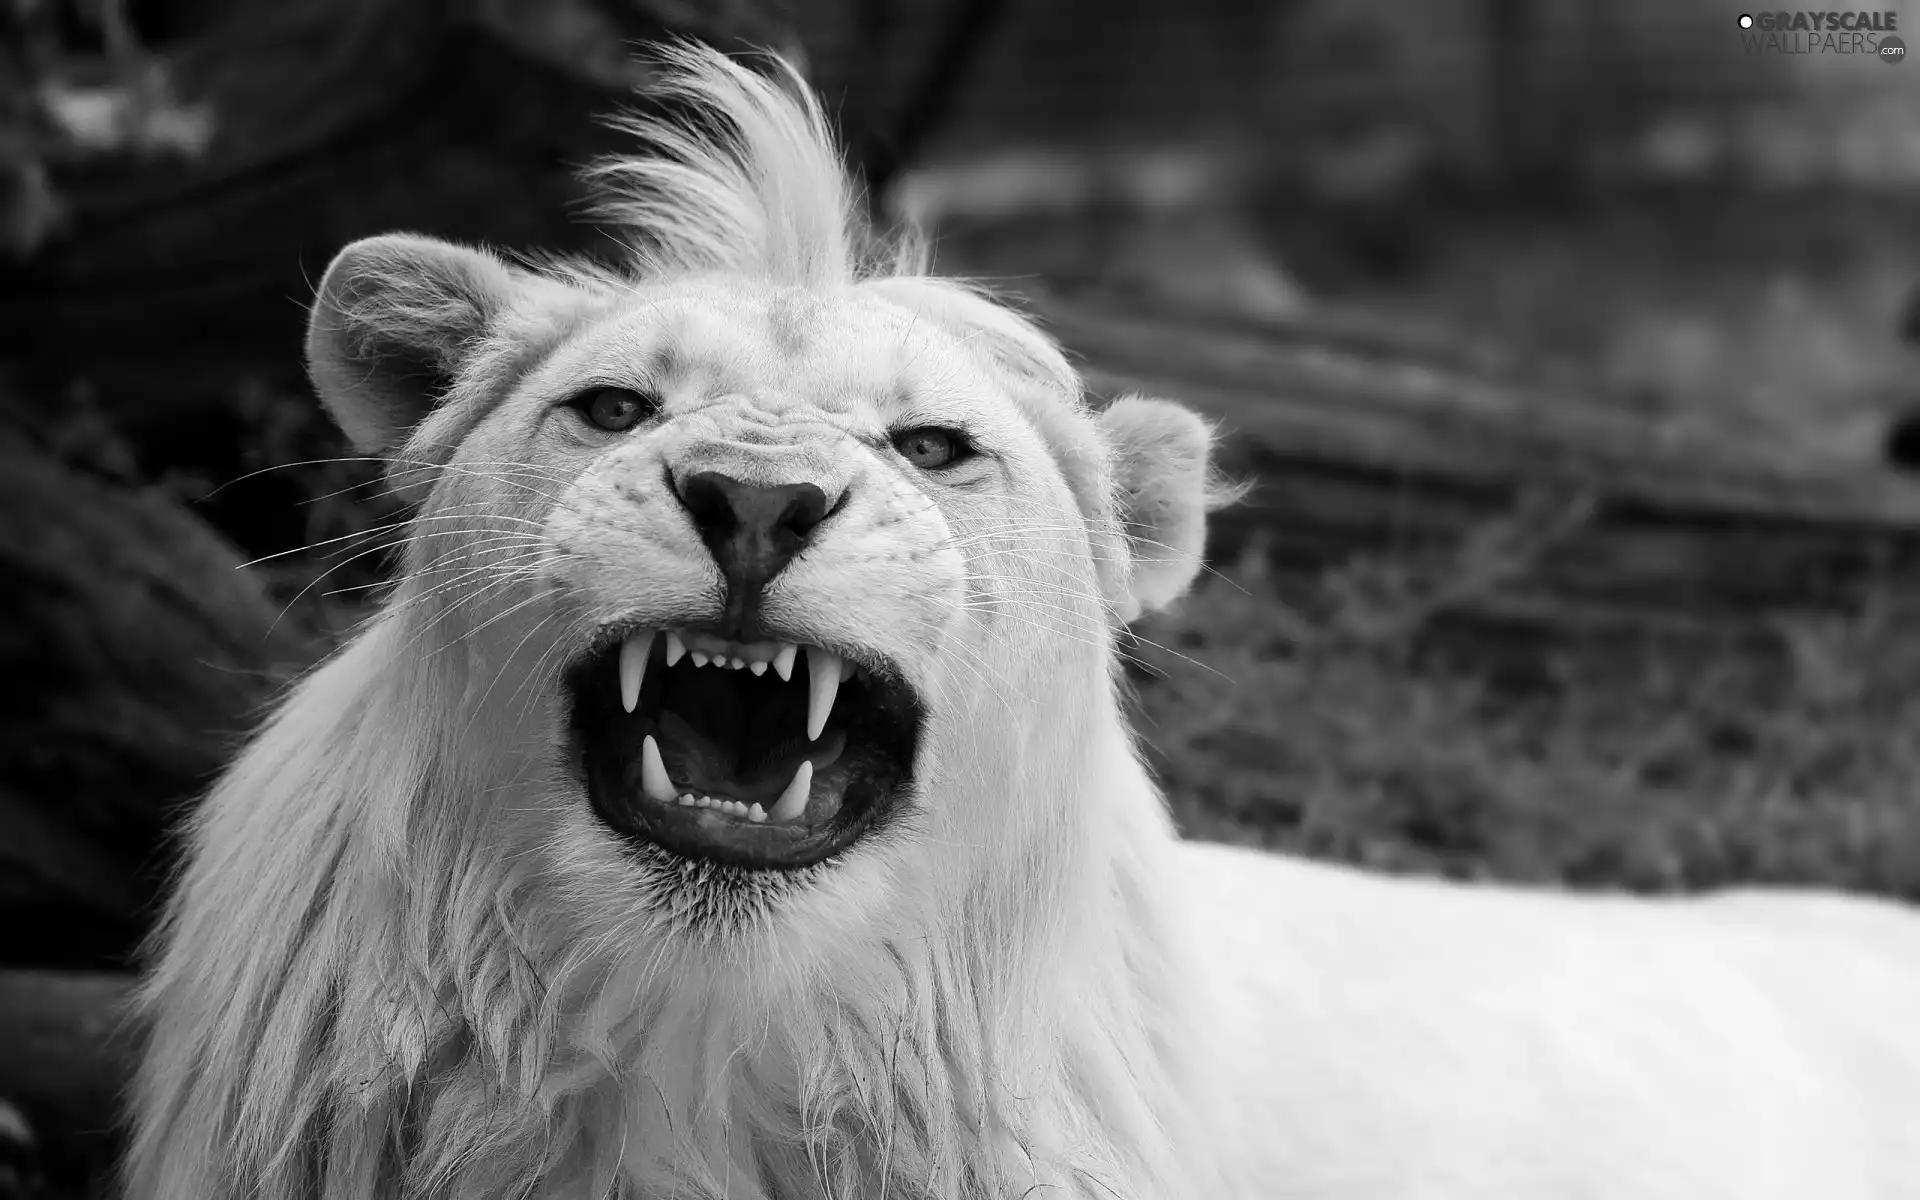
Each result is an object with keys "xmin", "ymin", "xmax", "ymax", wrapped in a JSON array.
[
  {"xmin": 691, "ymin": 650, "xmax": 710, "ymax": 668},
  {"xmin": 772, "ymin": 643, "xmax": 797, "ymax": 681},
  {"xmin": 618, "ymin": 631, "xmax": 653, "ymax": 713},
  {"xmin": 770, "ymin": 759, "xmax": 812, "ymax": 822},
  {"xmin": 749, "ymin": 660, "xmax": 768, "ymax": 676},
  {"xmin": 664, "ymin": 631, "xmax": 686, "ymax": 667},
  {"xmin": 748, "ymin": 803, "xmax": 767, "ymax": 823},
  {"xmin": 640, "ymin": 736, "xmax": 675, "ymax": 803},
  {"xmin": 805, "ymin": 647, "xmax": 841, "ymax": 740}
]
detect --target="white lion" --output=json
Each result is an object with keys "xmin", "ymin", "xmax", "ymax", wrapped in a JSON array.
[{"xmin": 125, "ymin": 44, "xmax": 1920, "ymax": 1200}]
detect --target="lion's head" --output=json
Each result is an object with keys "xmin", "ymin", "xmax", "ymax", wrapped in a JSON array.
[
  {"xmin": 304, "ymin": 49, "xmax": 1220, "ymax": 924},
  {"xmin": 131, "ymin": 44, "xmax": 1229, "ymax": 1200}
]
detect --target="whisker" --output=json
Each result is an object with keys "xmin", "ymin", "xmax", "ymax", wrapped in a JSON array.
[
  {"xmin": 403, "ymin": 577, "xmax": 547, "ymax": 663},
  {"xmin": 207, "ymin": 453, "xmax": 573, "ymax": 497},
  {"xmin": 246, "ymin": 516, "xmax": 549, "ymax": 570},
  {"xmin": 466, "ymin": 610, "xmax": 565, "ymax": 734}
]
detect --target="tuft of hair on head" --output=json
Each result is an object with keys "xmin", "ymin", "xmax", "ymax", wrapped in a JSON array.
[{"xmin": 586, "ymin": 41, "xmax": 922, "ymax": 289}]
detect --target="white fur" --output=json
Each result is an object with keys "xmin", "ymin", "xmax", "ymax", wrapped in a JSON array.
[
  {"xmin": 1192, "ymin": 843, "xmax": 1920, "ymax": 1198},
  {"xmin": 125, "ymin": 43, "xmax": 1920, "ymax": 1200}
]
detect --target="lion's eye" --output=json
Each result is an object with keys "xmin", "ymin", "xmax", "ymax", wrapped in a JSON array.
[
  {"xmin": 570, "ymin": 387, "xmax": 656, "ymax": 433},
  {"xmin": 892, "ymin": 426, "xmax": 971, "ymax": 470}
]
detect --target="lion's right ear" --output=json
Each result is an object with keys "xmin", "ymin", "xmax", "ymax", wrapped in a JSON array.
[
  {"xmin": 1097, "ymin": 394, "xmax": 1243, "ymax": 622},
  {"xmin": 305, "ymin": 234, "xmax": 524, "ymax": 456}
]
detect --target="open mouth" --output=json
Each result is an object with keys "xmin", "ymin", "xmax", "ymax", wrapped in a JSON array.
[{"xmin": 567, "ymin": 627, "xmax": 924, "ymax": 869}]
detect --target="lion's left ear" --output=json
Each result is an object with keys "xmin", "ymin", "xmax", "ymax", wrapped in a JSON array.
[{"xmin": 1097, "ymin": 394, "xmax": 1235, "ymax": 622}]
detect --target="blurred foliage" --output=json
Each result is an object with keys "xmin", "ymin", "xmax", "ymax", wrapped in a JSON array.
[
  {"xmin": 136, "ymin": 374, "xmax": 406, "ymax": 647},
  {"xmin": 0, "ymin": 0, "xmax": 798, "ymax": 258},
  {"xmin": 1131, "ymin": 538, "xmax": 1920, "ymax": 900}
]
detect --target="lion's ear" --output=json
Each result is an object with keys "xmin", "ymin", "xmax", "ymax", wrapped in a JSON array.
[
  {"xmin": 1097, "ymin": 394, "xmax": 1238, "ymax": 621},
  {"xmin": 305, "ymin": 234, "xmax": 524, "ymax": 456}
]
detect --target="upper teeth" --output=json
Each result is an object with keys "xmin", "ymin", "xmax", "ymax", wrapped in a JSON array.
[
  {"xmin": 804, "ymin": 645, "xmax": 839, "ymax": 741},
  {"xmin": 614, "ymin": 630, "xmax": 860, "ymax": 741},
  {"xmin": 618, "ymin": 630, "xmax": 654, "ymax": 714}
]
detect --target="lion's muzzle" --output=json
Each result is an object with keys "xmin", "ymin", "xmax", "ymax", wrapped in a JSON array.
[{"xmin": 557, "ymin": 411, "xmax": 935, "ymax": 872}]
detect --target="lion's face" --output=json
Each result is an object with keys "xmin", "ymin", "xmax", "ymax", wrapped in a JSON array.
[
  {"xmin": 305, "ymin": 225, "xmax": 1214, "ymax": 921},
  {"xmin": 457, "ymin": 279, "xmax": 1111, "ymax": 874}
]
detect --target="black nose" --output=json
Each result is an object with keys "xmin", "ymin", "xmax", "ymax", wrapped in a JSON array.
[{"xmin": 677, "ymin": 471, "xmax": 832, "ymax": 611}]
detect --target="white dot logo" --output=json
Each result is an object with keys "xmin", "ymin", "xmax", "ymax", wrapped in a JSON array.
[
  {"xmin": 1882, "ymin": 34, "xmax": 1907, "ymax": 62},
  {"xmin": 1738, "ymin": 13, "xmax": 1754, "ymax": 28}
]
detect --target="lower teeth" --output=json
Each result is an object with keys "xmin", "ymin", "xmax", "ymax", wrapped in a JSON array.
[
  {"xmin": 675, "ymin": 794, "xmax": 770, "ymax": 824},
  {"xmin": 641, "ymin": 732, "xmax": 817, "ymax": 826}
]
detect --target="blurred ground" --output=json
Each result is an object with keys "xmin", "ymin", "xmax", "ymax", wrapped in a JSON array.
[{"xmin": 1131, "ymin": 544, "xmax": 1920, "ymax": 897}]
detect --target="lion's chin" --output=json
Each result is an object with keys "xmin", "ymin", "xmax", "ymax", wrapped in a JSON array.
[{"xmin": 566, "ymin": 625, "xmax": 923, "ymax": 870}]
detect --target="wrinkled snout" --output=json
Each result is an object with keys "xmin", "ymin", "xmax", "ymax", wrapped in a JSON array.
[
  {"xmin": 659, "ymin": 405, "xmax": 859, "ymax": 639},
  {"xmin": 676, "ymin": 470, "xmax": 835, "ymax": 601}
]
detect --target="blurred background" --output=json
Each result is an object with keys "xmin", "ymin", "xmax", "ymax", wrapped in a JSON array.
[{"xmin": 3, "ymin": 0, "xmax": 1920, "ymax": 1193}]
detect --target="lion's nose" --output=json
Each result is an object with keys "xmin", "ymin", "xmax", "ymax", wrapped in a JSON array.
[{"xmin": 676, "ymin": 471, "xmax": 833, "ymax": 598}]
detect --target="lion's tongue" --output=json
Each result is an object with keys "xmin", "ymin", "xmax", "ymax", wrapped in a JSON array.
[{"xmin": 653, "ymin": 711, "xmax": 845, "ymax": 805}]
